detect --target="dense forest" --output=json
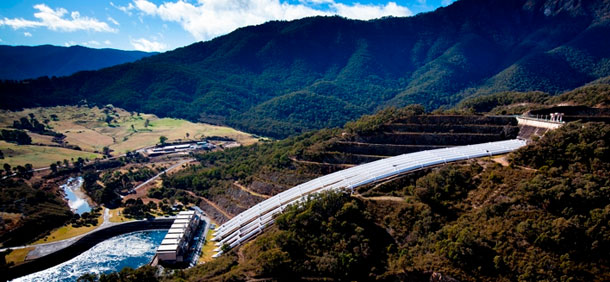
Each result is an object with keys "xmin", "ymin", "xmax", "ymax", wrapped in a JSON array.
[{"xmin": 2, "ymin": 0, "xmax": 610, "ymax": 138}]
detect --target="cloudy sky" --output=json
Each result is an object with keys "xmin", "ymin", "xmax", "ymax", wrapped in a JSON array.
[{"xmin": 0, "ymin": 0, "xmax": 455, "ymax": 52}]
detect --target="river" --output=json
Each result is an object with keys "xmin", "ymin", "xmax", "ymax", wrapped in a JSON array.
[
  {"xmin": 13, "ymin": 230, "xmax": 167, "ymax": 281},
  {"xmin": 61, "ymin": 177, "xmax": 92, "ymax": 215}
]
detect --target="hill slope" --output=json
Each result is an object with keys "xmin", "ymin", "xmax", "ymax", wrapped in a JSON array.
[
  {"xmin": 0, "ymin": 45, "xmax": 154, "ymax": 80},
  {"xmin": 1, "ymin": 0, "xmax": 610, "ymax": 138}
]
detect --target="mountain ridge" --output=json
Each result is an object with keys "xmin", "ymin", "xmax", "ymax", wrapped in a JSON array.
[
  {"xmin": 1, "ymin": 0, "xmax": 609, "ymax": 138},
  {"xmin": 0, "ymin": 44, "xmax": 155, "ymax": 80}
]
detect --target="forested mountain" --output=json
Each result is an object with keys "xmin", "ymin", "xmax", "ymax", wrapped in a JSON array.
[
  {"xmin": 2, "ymin": 0, "xmax": 610, "ymax": 138},
  {"xmin": 0, "ymin": 45, "xmax": 154, "ymax": 80},
  {"xmin": 87, "ymin": 91, "xmax": 610, "ymax": 280}
]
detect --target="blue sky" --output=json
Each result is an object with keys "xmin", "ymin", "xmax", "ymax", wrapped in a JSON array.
[{"xmin": 0, "ymin": 0, "xmax": 455, "ymax": 52}]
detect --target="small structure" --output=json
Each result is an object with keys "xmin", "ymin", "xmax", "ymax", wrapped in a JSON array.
[
  {"xmin": 156, "ymin": 210, "xmax": 202, "ymax": 264},
  {"xmin": 146, "ymin": 141, "xmax": 215, "ymax": 157}
]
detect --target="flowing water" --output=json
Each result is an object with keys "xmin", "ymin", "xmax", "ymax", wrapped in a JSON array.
[
  {"xmin": 13, "ymin": 230, "xmax": 167, "ymax": 282},
  {"xmin": 61, "ymin": 177, "xmax": 92, "ymax": 215}
]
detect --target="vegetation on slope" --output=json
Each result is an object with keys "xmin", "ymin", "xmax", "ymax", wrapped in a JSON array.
[
  {"xmin": 457, "ymin": 81, "xmax": 610, "ymax": 114},
  {"xmin": 0, "ymin": 179, "xmax": 72, "ymax": 247},
  {"xmin": 178, "ymin": 122, "xmax": 610, "ymax": 281},
  {"xmin": 2, "ymin": 0, "xmax": 610, "ymax": 138},
  {"xmin": 162, "ymin": 104, "xmax": 519, "ymax": 223}
]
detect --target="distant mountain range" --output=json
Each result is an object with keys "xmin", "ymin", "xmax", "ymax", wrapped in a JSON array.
[
  {"xmin": 0, "ymin": 45, "xmax": 154, "ymax": 80},
  {"xmin": 1, "ymin": 0, "xmax": 609, "ymax": 138}
]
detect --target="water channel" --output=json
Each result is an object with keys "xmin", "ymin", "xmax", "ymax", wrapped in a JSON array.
[
  {"xmin": 13, "ymin": 230, "xmax": 167, "ymax": 281},
  {"xmin": 61, "ymin": 177, "xmax": 92, "ymax": 215}
]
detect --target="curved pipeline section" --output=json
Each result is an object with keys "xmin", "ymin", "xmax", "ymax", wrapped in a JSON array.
[{"xmin": 212, "ymin": 139, "xmax": 527, "ymax": 256}]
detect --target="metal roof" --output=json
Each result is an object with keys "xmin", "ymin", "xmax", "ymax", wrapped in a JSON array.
[
  {"xmin": 157, "ymin": 244, "xmax": 179, "ymax": 252},
  {"xmin": 161, "ymin": 238, "xmax": 180, "ymax": 245}
]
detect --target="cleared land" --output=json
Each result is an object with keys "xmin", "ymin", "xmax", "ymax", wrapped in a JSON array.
[
  {"xmin": 0, "ymin": 141, "xmax": 101, "ymax": 168},
  {"xmin": 33, "ymin": 213, "xmax": 104, "ymax": 244},
  {"xmin": 4, "ymin": 247, "xmax": 34, "ymax": 265},
  {"xmin": 0, "ymin": 105, "xmax": 258, "ymax": 168},
  {"xmin": 108, "ymin": 208, "xmax": 132, "ymax": 223},
  {"xmin": 198, "ymin": 231, "xmax": 216, "ymax": 264}
]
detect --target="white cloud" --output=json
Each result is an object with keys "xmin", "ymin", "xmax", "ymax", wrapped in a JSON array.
[
  {"xmin": 83, "ymin": 40, "xmax": 101, "ymax": 46},
  {"xmin": 110, "ymin": 2, "xmax": 135, "ymax": 16},
  {"xmin": 332, "ymin": 2, "xmax": 410, "ymax": 20},
  {"xmin": 107, "ymin": 16, "xmax": 120, "ymax": 26},
  {"xmin": 24, "ymin": 32, "xmax": 32, "ymax": 37},
  {"xmin": 130, "ymin": 38, "xmax": 167, "ymax": 52},
  {"xmin": 64, "ymin": 41, "xmax": 76, "ymax": 47},
  {"xmin": 120, "ymin": 0, "xmax": 412, "ymax": 41},
  {"xmin": 104, "ymin": 40, "xmax": 112, "ymax": 45},
  {"xmin": 0, "ymin": 4, "xmax": 116, "ymax": 32}
]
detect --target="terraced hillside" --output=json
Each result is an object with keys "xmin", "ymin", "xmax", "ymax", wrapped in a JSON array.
[
  {"xmin": 164, "ymin": 107, "xmax": 519, "ymax": 224},
  {"xmin": 304, "ymin": 115, "xmax": 519, "ymax": 166}
]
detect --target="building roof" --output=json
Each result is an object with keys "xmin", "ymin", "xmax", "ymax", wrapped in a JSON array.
[
  {"xmin": 157, "ymin": 244, "xmax": 179, "ymax": 252},
  {"xmin": 167, "ymin": 228, "xmax": 185, "ymax": 234},
  {"xmin": 179, "ymin": 210, "xmax": 195, "ymax": 215},
  {"xmin": 170, "ymin": 223, "xmax": 188, "ymax": 229},
  {"xmin": 174, "ymin": 219, "xmax": 190, "ymax": 224},
  {"xmin": 161, "ymin": 238, "xmax": 181, "ymax": 245},
  {"xmin": 164, "ymin": 233, "xmax": 183, "ymax": 239},
  {"xmin": 177, "ymin": 214, "xmax": 192, "ymax": 219}
]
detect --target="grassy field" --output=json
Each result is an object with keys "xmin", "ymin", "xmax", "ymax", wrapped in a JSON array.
[
  {"xmin": 33, "ymin": 212, "xmax": 104, "ymax": 244},
  {"xmin": 5, "ymin": 247, "xmax": 34, "ymax": 265},
  {"xmin": 0, "ymin": 141, "xmax": 101, "ymax": 168},
  {"xmin": 0, "ymin": 105, "xmax": 258, "ymax": 168},
  {"xmin": 108, "ymin": 208, "xmax": 132, "ymax": 223},
  {"xmin": 198, "ymin": 229, "xmax": 217, "ymax": 264}
]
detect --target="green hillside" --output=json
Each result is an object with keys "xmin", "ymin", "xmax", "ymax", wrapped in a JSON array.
[
  {"xmin": 186, "ymin": 119, "xmax": 610, "ymax": 281},
  {"xmin": 2, "ymin": 0, "xmax": 610, "ymax": 138},
  {"xmin": 85, "ymin": 120, "xmax": 610, "ymax": 281}
]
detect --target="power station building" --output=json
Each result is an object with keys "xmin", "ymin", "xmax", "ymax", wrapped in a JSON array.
[{"xmin": 156, "ymin": 210, "xmax": 201, "ymax": 263}]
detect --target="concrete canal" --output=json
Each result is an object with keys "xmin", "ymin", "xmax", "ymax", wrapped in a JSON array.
[{"xmin": 13, "ymin": 230, "xmax": 167, "ymax": 281}]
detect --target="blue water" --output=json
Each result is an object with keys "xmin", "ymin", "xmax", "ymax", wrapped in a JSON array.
[
  {"xmin": 13, "ymin": 230, "xmax": 167, "ymax": 282},
  {"xmin": 62, "ymin": 177, "xmax": 92, "ymax": 215}
]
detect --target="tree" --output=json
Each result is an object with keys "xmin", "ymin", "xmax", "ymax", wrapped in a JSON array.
[
  {"xmin": 63, "ymin": 159, "xmax": 70, "ymax": 167},
  {"xmin": 50, "ymin": 163, "xmax": 58, "ymax": 173},
  {"xmin": 159, "ymin": 136, "xmax": 167, "ymax": 145},
  {"xmin": 4, "ymin": 163, "xmax": 11, "ymax": 174},
  {"xmin": 144, "ymin": 119, "xmax": 150, "ymax": 128},
  {"xmin": 0, "ymin": 149, "xmax": 3, "ymax": 159},
  {"xmin": 16, "ymin": 131, "xmax": 32, "ymax": 145},
  {"xmin": 73, "ymin": 158, "xmax": 85, "ymax": 170},
  {"xmin": 186, "ymin": 132, "xmax": 190, "ymax": 139},
  {"xmin": 130, "ymin": 124, "xmax": 136, "ymax": 132},
  {"xmin": 102, "ymin": 146, "xmax": 111, "ymax": 157},
  {"xmin": 15, "ymin": 165, "xmax": 29, "ymax": 179}
]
